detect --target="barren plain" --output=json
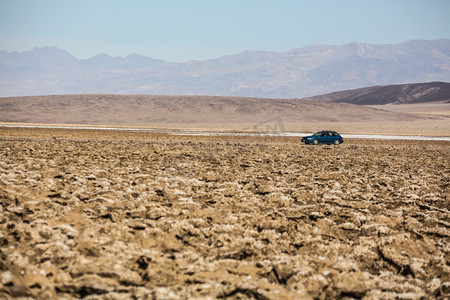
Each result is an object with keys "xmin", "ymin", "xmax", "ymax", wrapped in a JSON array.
[
  {"xmin": 1, "ymin": 94, "xmax": 450, "ymax": 135},
  {"xmin": 0, "ymin": 127, "xmax": 449, "ymax": 299}
]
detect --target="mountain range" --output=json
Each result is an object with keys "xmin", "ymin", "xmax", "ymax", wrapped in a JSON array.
[{"xmin": 1, "ymin": 39, "xmax": 450, "ymax": 98}]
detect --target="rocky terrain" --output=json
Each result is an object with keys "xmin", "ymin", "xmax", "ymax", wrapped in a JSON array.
[{"xmin": 0, "ymin": 127, "xmax": 449, "ymax": 299}]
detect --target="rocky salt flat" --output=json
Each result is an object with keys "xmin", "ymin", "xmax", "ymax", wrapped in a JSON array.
[{"xmin": 0, "ymin": 128, "xmax": 449, "ymax": 299}]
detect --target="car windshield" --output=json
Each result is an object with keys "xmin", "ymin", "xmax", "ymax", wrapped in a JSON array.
[{"xmin": 312, "ymin": 132, "xmax": 322, "ymax": 136}]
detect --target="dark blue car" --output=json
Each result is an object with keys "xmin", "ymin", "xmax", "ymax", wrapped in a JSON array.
[{"xmin": 301, "ymin": 130, "xmax": 344, "ymax": 145}]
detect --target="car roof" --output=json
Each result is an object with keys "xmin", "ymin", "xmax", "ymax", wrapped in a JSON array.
[{"xmin": 314, "ymin": 130, "xmax": 340, "ymax": 134}]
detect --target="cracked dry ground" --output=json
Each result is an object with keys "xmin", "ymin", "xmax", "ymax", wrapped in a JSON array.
[{"xmin": 0, "ymin": 129, "xmax": 449, "ymax": 299}]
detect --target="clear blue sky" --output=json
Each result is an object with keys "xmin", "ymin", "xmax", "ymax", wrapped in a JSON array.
[{"xmin": 1, "ymin": 0, "xmax": 449, "ymax": 62}]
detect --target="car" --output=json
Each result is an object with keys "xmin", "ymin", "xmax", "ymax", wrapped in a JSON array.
[{"xmin": 301, "ymin": 130, "xmax": 344, "ymax": 145}]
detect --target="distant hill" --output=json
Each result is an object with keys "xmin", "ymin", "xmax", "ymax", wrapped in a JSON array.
[
  {"xmin": 309, "ymin": 82, "xmax": 450, "ymax": 105},
  {"xmin": 0, "ymin": 94, "xmax": 428, "ymax": 126},
  {"xmin": 1, "ymin": 93, "xmax": 449, "ymax": 135},
  {"xmin": 1, "ymin": 40, "xmax": 450, "ymax": 98}
]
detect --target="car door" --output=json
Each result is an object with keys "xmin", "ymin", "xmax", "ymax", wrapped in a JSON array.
[
  {"xmin": 318, "ymin": 131, "xmax": 328, "ymax": 144},
  {"xmin": 329, "ymin": 132, "xmax": 337, "ymax": 143},
  {"xmin": 325, "ymin": 131, "xmax": 334, "ymax": 144}
]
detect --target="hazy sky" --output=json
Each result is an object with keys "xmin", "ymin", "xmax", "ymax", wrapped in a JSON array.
[{"xmin": 1, "ymin": 0, "xmax": 449, "ymax": 62}]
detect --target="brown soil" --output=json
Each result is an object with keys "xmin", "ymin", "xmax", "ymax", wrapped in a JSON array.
[{"xmin": 0, "ymin": 127, "xmax": 449, "ymax": 299}]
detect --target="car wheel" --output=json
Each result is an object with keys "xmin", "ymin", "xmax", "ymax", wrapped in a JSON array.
[
  {"xmin": 313, "ymin": 139, "xmax": 319, "ymax": 145},
  {"xmin": 334, "ymin": 140, "xmax": 340, "ymax": 145}
]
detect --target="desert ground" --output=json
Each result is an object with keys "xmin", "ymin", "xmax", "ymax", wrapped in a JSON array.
[
  {"xmin": 1, "ymin": 94, "xmax": 449, "ymax": 135},
  {"xmin": 0, "ymin": 127, "xmax": 449, "ymax": 299},
  {"xmin": 368, "ymin": 101, "xmax": 450, "ymax": 116}
]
